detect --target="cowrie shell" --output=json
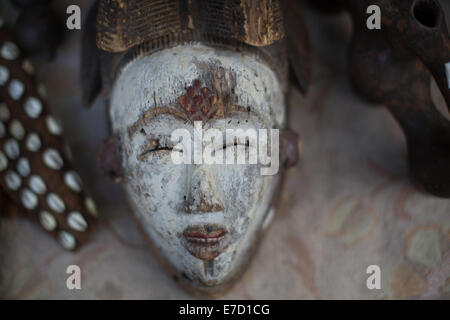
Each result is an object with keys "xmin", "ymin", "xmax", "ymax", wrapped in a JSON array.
[
  {"xmin": 22, "ymin": 60, "xmax": 34, "ymax": 75},
  {"xmin": 24, "ymin": 97, "xmax": 42, "ymax": 119},
  {"xmin": 46, "ymin": 116, "xmax": 63, "ymax": 136},
  {"xmin": 4, "ymin": 139, "xmax": 20, "ymax": 159},
  {"xmin": 67, "ymin": 212, "xmax": 88, "ymax": 232},
  {"xmin": 29, "ymin": 175, "xmax": 47, "ymax": 195},
  {"xmin": 1, "ymin": 42, "xmax": 19, "ymax": 60},
  {"xmin": 58, "ymin": 231, "xmax": 76, "ymax": 250},
  {"xmin": 16, "ymin": 157, "xmax": 30, "ymax": 177},
  {"xmin": 5, "ymin": 170, "xmax": 21, "ymax": 190},
  {"xmin": 39, "ymin": 211, "xmax": 57, "ymax": 231},
  {"xmin": 8, "ymin": 79, "xmax": 24, "ymax": 100},
  {"xmin": 25, "ymin": 133, "xmax": 41, "ymax": 152},
  {"xmin": 85, "ymin": 197, "xmax": 98, "ymax": 217},
  {"xmin": 43, "ymin": 148, "xmax": 64, "ymax": 170},
  {"xmin": 64, "ymin": 171, "xmax": 82, "ymax": 192},
  {"xmin": 9, "ymin": 119, "xmax": 25, "ymax": 140},
  {"xmin": 47, "ymin": 192, "xmax": 65, "ymax": 213},
  {"xmin": 21, "ymin": 188, "xmax": 38, "ymax": 210},
  {"xmin": 0, "ymin": 65, "xmax": 9, "ymax": 85}
]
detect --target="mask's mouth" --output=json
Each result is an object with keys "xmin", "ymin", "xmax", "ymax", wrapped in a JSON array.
[{"xmin": 182, "ymin": 224, "xmax": 229, "ymax": 261}]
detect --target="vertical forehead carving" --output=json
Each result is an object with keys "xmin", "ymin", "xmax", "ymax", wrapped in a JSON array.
[
  {"xmin": 179, "ymin": 80, "xmax": 219, "ymax": 121},
  {"xmin": 178, "ymin": 63, "xmax": 239, "ymax": 121},
  {"xmin": 96, "ymin": 0, "xmax": 285, "ymax": 53}
]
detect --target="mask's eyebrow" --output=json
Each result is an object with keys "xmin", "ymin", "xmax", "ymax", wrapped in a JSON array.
[{"xmin": 128, "ymin": 107, "xmax": 189, "ymax": 138}]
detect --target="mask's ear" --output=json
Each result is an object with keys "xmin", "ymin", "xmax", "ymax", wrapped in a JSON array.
[
  {"xmin": 280, "ymin": 129, "xmax": 301, "ymax": 169},
  {"xmin": 282, "ymin": 0, "xmax": 311, "ymax": 95},
  {"xmin": 98, "ymin": 136, "xmax": 123, "ymax": 182},
  {"xmin": 81, "ymin": 0, "xmax": 102, "ymax": 107}
]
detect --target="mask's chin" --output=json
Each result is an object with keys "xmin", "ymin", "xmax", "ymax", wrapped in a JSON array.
[
  {"xmin": 175, "ymin": 233, "xmax": 255, "ymax": 295},
  {"xmin": 173, "ymin": 214, "xmax": 266, "ymax": 295}
]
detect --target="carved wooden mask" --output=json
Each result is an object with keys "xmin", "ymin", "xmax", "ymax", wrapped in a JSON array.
[{"xmin": 84, "ymin": 0, "xmax": 309, "ymax": 295}]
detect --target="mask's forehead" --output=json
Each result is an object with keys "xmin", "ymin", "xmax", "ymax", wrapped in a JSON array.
[{"xmin": 109, "ymin": 44, "xmax": 285, "ymax": 133}]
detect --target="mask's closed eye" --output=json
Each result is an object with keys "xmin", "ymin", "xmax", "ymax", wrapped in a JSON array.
[
  {"xmin": 139, "ymin": 137, "xmax": 179, "ymax": 161},
  {"xmin": 213, "ymin": 139, "xmax": 250, "ymax": 154}
]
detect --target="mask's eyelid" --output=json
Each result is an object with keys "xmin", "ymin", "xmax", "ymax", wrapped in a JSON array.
[
  {"xmin": 227, "ymin": 136, "xmax": 250, "ymax": 148},
  {"xmin": 217, "ymin": 139, "xmax": 250, "ymax": 151},
  {"xmin": 139, "ymin": 137, "xmax": 175, "ymax": 156},
  {"xmin": 145, "ymin": 138, "xmax": 160, "ymax": 151}
]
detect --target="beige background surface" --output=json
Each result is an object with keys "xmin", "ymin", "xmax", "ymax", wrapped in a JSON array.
[{"xmin": 0, "ymin": 0, "xmax": 449, "ymax": 299}]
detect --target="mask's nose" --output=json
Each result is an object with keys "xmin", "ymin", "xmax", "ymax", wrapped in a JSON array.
[{"xmin": 184, "ymin": 166, "xmax": 224, "ymax": 213}]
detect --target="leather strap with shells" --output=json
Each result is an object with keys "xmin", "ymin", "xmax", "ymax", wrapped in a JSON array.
[{"xmin": 0, "ymin": 21, "xmax": 97, "ymax": 251}]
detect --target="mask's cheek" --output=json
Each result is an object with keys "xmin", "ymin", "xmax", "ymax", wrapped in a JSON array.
[
  {"xmin": 123, "ymin": 148, "xmax": 188, "ymax": 219},
  {"xmin": 122, "ymin": 164, "xmax": 191, "ymax": 263},
  {"xmin": 212, "ymin": 164, "xmax": 264, "ymax": 230},
  {"xmin": 208, "ymin": 171, "xmax": 276, "ymax": 283}
]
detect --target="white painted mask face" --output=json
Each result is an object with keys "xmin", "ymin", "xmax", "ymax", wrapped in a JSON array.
[{"xmin": 109, "ymin": 44, "xmax": 286, "ymax": 292}]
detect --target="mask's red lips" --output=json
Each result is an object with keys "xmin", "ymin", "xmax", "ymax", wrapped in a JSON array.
[
  {"xmin": 184, "ymin": 229, "xmax": 227, "ymax": 239},
  {"xmin": 182, "ymin": 225, "xmax": 229, "ymax": 260}
]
